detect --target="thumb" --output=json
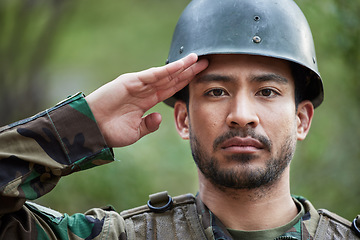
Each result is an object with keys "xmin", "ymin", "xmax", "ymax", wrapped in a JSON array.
[{"xmin": 139, "ymin": 112, "xmax": 162, "ymax": 138}]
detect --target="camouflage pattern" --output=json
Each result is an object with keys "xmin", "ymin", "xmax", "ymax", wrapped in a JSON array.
[
  {"xmin": 0, "ymin": 93, "xmax": 357, "ymax": 239},
  {"xmin": 0, "ymin": 93, "xmax": 115, "ymax": 239}
]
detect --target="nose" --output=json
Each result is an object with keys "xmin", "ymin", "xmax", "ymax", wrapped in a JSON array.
[{"xmin": 226, "ymin": 95, "xmax": 259, "ymax": 128}]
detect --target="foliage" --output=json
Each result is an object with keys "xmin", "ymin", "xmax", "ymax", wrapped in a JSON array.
[
  {"xmin": 1, "ymin": 0, "xmax": 359, "ymax": 220},
  {"xmin": 0, "ymin": 0, "xmax": 75, "ymax": 125}
]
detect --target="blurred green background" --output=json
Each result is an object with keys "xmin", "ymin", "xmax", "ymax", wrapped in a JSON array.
[{"xmin": 1, "ymin": 0, "xmax": 359, "ymax": 220}]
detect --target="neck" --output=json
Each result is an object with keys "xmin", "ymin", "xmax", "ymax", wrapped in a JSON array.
[{"xmin": 198, "ymin": 168, "xmax": 298, "ymax": 231}]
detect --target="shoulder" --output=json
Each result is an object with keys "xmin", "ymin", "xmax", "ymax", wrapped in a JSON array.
[
  {"xmin": 315, "ymin": 209, "xmax": 360, "ymax": 239},
  {"xmin": 120, "ymin": 191, "xmax": 208, "ymax": 239},
  {"xmin": 120, "ymin": 191, "xmax": 196, "ymax": 218},
  {"xmin": 293, "ymin": 196, "xmax": 359, "ymax": 239}
]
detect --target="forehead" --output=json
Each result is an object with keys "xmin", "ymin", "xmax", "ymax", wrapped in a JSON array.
[{"xmin": 195, "ymin": 54, "xmax": 294, "ymax": 84}]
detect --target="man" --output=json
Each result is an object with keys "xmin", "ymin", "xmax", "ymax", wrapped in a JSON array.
[{"xmin": 0, "ymin": 0, "xmax": 359, "ymax": 239}]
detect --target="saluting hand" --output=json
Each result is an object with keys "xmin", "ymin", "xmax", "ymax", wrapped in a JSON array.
[{"xmin": 85, "ymin": 53, "xmax": 208, "ymax": 147}]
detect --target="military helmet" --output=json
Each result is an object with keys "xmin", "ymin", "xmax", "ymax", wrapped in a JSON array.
[{"xmin": 165, "ymin": 0, "xmax": 324, "ymax": 108}]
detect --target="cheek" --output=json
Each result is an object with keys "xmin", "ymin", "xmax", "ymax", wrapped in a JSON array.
[
  {"xmin": 189, "ymin": 104, "xmax": 226, "ymax": 142},
  {"xmin": 260, "ymin": 104, "xmax": 297, "ymax": 143}
]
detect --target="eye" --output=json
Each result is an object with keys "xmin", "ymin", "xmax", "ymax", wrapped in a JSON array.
[
  {"xmin": 205, "ymin": 88, "xmax": 228, "ymax": 97},
  {"xmin": 257, "ymin": 88, "xmax": 279, "ymax": 97}
]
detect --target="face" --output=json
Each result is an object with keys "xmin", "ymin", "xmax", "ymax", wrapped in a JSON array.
[{"xmin": 174, "ymin": 54, "xmax": 313, "ymax": 190}]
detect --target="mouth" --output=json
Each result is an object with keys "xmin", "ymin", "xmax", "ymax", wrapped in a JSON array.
[{"xmin": 220, "ymin": 137, "xmax": 265, "ymax": 154}]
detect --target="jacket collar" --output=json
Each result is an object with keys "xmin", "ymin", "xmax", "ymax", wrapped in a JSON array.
[{"xmin": 195, "ymin": 195, "xmax": 320, "ymax": 240}]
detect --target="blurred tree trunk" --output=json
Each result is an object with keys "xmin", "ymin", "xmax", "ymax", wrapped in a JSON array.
[{"xmin": 0, "ymin": 0, "xmax": 75, "ymax": 126}]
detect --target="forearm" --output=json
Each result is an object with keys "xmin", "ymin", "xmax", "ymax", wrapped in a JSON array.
[{"xmin": 0, "ymin": 93, "xmax": 114, "ymax": 214}]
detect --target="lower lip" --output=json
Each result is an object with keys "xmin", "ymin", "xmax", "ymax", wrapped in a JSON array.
[{"xmin": 221, "ymin": 146, "xmax": 260, "ymax": 154}]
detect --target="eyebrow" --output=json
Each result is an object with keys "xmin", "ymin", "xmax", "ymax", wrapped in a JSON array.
[
  {"xmin": 251, "ymin": 73, "xmax": 289, "ymax": 84},
  {"xmin": 195, "ymin": 73, "xmax": 289, "ymax": 85},
  {"xmin": 195, "ymin": 74, "xmax": 234, "ymax": 84}
]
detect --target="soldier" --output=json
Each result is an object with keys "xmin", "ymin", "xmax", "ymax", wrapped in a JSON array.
[{"xmin": 0, "ymin": 0, "xmax": 359, "ymax": 239}]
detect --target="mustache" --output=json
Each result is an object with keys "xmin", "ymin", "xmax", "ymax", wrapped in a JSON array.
[{"xmin": 213, "ymin": 128, "xmax": 272, "ymax": 152}]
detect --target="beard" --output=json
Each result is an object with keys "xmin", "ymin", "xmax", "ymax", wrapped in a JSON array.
[{"xmin": 190, "ymin": 127, "xmax": 296, "ymax": 190}]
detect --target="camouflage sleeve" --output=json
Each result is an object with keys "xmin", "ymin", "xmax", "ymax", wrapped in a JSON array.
[
  {"xmin": 0, "ymin": 92, "xmax": 114, "ymax": 215},
  {"xmin": 0, "ymin": 201, "xmax": 127, "ymax": 239}
]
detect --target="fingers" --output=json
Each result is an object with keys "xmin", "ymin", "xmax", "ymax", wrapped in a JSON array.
[
  {"xmin": 171, "ymin": 58, "xmax": 209, "ymax": 90},
  {"xmin": 139, "ymin": 112, "xmax": 162, "ymax": 138},
  {"xmin": 154, "ymin": 53, "xmax": 199, "ymax": 81},
  {"xmin": 137, "ymin": 53, "xmax": 199, "ymax": 85},
  {"xmin": 155, "ymin": 58, "xmax": 209, "ymax": 102},
  {"xmin": 123, "ymin": 53, "xmax": 208, "ymax": 105}
]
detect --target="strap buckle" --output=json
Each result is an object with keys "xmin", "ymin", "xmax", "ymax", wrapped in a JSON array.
[
  {"xmin": 147, "ymin": 191, "xmax": 173, "ymax": 213},
  {"xmin": 351, "ymin": 215, "xmax": 360, "ymax": 237}
]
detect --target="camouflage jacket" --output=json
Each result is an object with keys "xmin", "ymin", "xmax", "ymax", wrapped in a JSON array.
[{"xmin": 0, "ymin": 93, "xmax": 358, "ymax": 239}]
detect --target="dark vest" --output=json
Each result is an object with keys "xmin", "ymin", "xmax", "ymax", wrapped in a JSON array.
[{"xmin": 120, "ymin": 192, "xmax": 360, "ymax": 240}]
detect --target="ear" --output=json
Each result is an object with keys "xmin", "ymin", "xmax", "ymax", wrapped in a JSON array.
[
  {"xmin": 174, "ymin": 100, "xmax": 189, "ymax": 140},
  {"xmin": 296, "ymin": 100, "xmax": 314, "ymax": 141}
]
